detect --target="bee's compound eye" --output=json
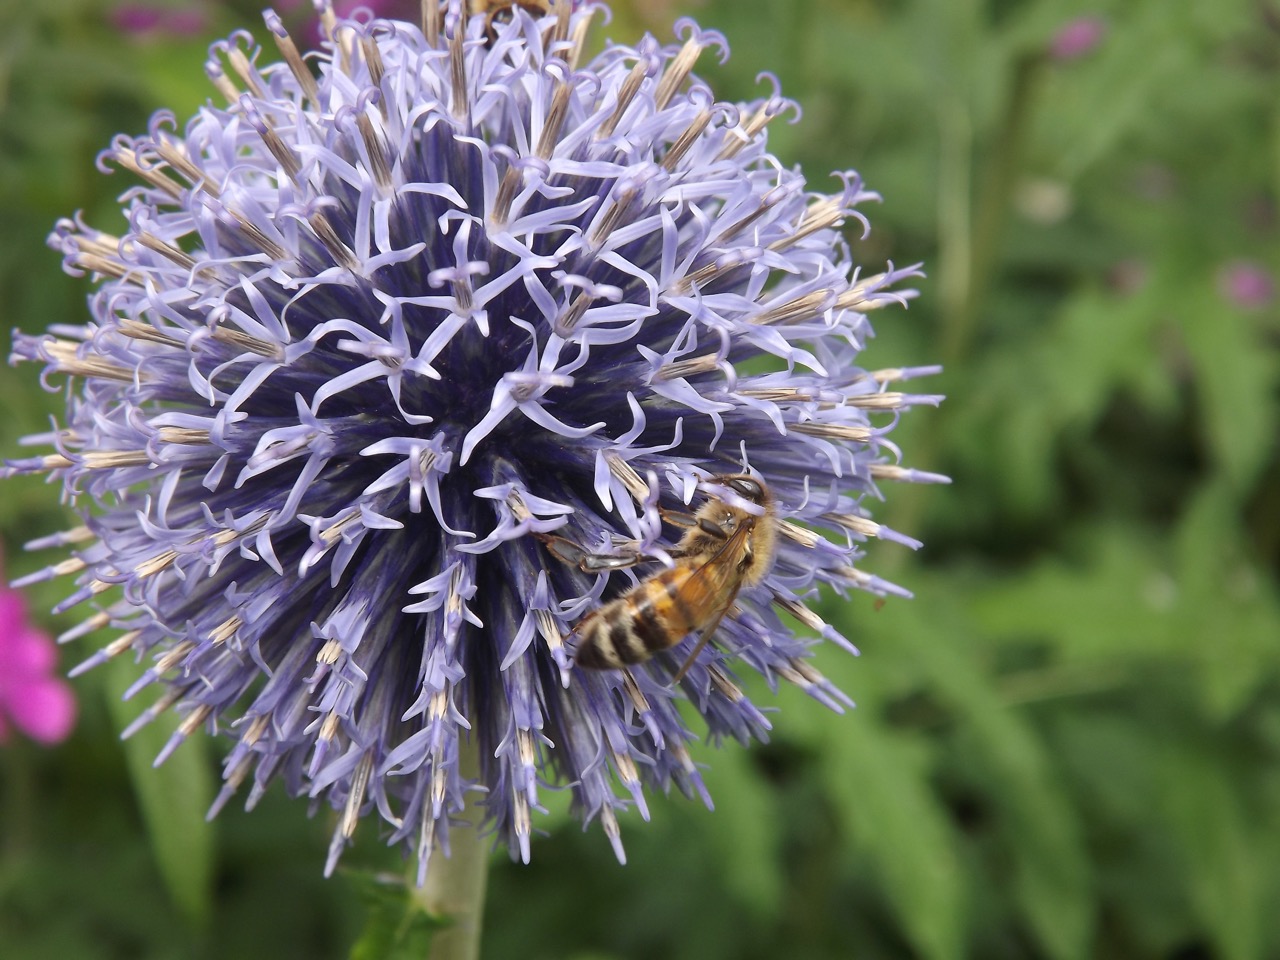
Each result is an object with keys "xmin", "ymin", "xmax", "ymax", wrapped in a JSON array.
[{"xmin": 726, "ymin": 476, "xmax": 763, "ymax": 501}]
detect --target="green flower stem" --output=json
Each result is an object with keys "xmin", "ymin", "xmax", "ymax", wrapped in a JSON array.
[
  {"xmin": 941, "ymin": 52, "xmax": 1045, "ymax": 367},
  {"xmin": 417, "ymin": 738, "xmax": 490, "ymax": 960},
  {"xmin": 1, "ymin": 742, "xmax": 34, "ymax": 866},
  {"xmin": 883, "ymin": 51, "xmax": 1047, "ymax": 561},
  {"xmin": 935, "ymin": 82, "xmax": 973, "ymax": 365}
]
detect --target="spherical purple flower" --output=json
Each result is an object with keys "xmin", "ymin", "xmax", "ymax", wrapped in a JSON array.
[{"xmin": 7, "ymin": 1, "xmax": 942, "ymax": 876}]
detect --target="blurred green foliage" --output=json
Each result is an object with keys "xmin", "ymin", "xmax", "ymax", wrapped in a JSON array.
[{"xmin": 1, "ymin": 0, "xmax": 1279, "ymax": 958}]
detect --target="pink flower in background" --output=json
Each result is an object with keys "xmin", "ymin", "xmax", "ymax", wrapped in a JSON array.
[
  {"xmin": 0, "ymin": 579, "xmax": 76, "ymax": 745},
  {"xmin": 1049, "ymin": 16, "xmax": 1107, "ymax": 62},
  {"xmin": 1218, "ymin": 260, "xmax": 1276, "ymax": 309},
  {"xmin": 331, "ymin": 0, "xmax": 417, "ymax": 16},
  {"xmin": 305, "ymin": 0, "xmax": 417, "ymax": 43},
  {"xmin": 111, "ymin": 4, "xmax": 209, "ymax": 38}
]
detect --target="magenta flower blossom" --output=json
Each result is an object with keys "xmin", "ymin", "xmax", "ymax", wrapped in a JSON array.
[
  {"xmin": 1049, "ymin": 15, "xmax": 1107, "ymax": 62},
  {"xmin": 111, "ymin": 4, "xmax": 210, "ymax": 39},
  {"xmin": 1218, "ymin": 260, "xmax": 1275, "ymax": 309},
  {"xmin": 6, "ymin": 1, "xmax": 942, "ymax": 877},
  {"xmin": 0, "ymin": 575, "xmax": 76, "ymax": 745},
  {"xmin": 306, "ymin": 0, "xmax": 419, "ymax": 45}
]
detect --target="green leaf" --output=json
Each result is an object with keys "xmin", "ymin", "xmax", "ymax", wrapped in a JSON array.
[
  {"xmin": 1157, "ymin": 745, "xmax": 1262, "ymax": 960},
  {"xmin": 819, "ymin": 706, "xmax": 964, "ymax": 960},
  {"xmin": 946, "ymin": 278, "xmax": 1172, "ymax": 521},
  {"xmin": 1046, "ymin": 2, "xmax": 1191, "ymax": 179},
  {"xmin": 347, "ymin": 872, "xmax": 443, "ymax": 960},
  {"xmin": 101, "ymin": 653, "xmax": 215, "ymax": 929},
  {"xmin": 965, "ymin": 525, "xmax": 1184, "ymax": 663},
  {"xmin": 1173, "ymin": 484, "xmax": 1280, "ymax": 717},
  {"xmin": 888, "ymin": 601, "xmax": 1094, "ymax": 960},
  {"xmin": 978, "ymin": 726, "xmax": 1093, "ymax": 960},
  {"xmin": 696, "ymin": 742, "xmax": 783, "ymax": 917},
  {"xmin": 1178, "ymin": 283, "xmax": 1279, "ymax": 495},
  {"xmin": 1052, "ymin": 711, "xmax": 1208, "ymax": 957}
]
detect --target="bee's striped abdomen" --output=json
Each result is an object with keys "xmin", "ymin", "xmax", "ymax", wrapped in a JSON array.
[
  {"xmin": 574, "ymin": 567, "xmax": 699, "ymax": 669},
  {"xmin": 572, "ymin": 606, "xmax": 639, "ymax": 669},
  {"xmin": 628, "ymin": 566, "xmax": 698, "ymax": 655}
]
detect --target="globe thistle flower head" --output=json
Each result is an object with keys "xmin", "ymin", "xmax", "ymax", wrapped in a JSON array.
[{"xmin": 7, "ymin": 0, "xmax": 945, "ymax": 877}]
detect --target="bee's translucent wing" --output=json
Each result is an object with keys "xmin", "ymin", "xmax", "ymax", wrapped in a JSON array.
[
  {"xmin": 671, "ymin": 599, "xmax": 737, "ymax": 683},
  {"xmin": 670, "ymin": 519, "xmax": 754, "ymax": 683}
]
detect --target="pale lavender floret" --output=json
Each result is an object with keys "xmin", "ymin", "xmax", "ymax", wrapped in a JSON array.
[{"xmin": 5, "ymin": 1, "xmax": 945, "ymax": 876}]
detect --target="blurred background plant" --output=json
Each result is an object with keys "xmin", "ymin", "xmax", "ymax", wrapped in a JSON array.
[{"xmin": 1, "ymin": 0, "xmax": 1277, "ymax": 958}]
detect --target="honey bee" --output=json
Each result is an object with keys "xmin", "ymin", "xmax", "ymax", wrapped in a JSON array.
[
  {"xmin": 541, "ymin": 475, "xmax": 778, "ymax": 680},
  {"xmin": 470, "ymin": 0, "xmax": 555, "ymax": 43}
]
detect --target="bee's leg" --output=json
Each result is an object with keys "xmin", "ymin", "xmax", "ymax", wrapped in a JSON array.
[
  {"xmin": 696, "ymin": 517, "xmax": 730, "ymax": 540},
  {"xmin": 537, "ymin": 534, "xmax": 643, "ymax": 573},
  {"xmin": 660, "ymin": 509, "xmax": 730, "ymax": 561},
  {"xmin": 658, "ymin": 509, "xmax": 728, "ymax": 541},
  {"xmin": 658, "ymin": 507, "xmax": 698, "ymax": 528}
]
